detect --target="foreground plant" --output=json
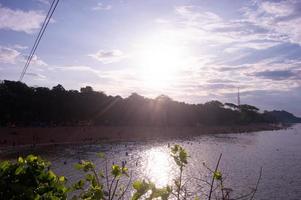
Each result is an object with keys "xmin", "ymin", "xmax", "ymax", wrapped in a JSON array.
[
  {"xmin": 71, "ymin": 153, "xmax": 132, "ymax": 200},
  {"xmin": 0, "ymin": 155, "xmax": 68, "ymax": 200}
]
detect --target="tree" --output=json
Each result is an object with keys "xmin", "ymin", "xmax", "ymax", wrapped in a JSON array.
[
  {"xmin": 80, "ymin": 86, "xmax": 94, "ymax": 93},
  {"xmin": 239, "ymin": 104, "xmax": 259, "ymax": 112},
  {"xmin": 225, "ymin": 103, "xmax": 238, "ymax": 110},
  {"xmin": 52, "ymin": 84, "xmax": 65, "ymax": 92},
  {"xmin": 0, "ymin": 80, "xmax": 294, "ymax": 127}
]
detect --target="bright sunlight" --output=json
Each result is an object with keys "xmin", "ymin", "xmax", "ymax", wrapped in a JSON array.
[
  {"xmin": 140, "ymin": 147, "xmax": 176, "ymax": 187},
  {"xmin": 133, "ymin": 34, "xmax": 188, "ymax": 90}
]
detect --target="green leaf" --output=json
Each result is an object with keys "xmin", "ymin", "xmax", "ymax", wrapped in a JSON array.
[
  {"xmin": 59, "ymin": 176, "xmax": 66, "ymax": 182},
  {"xmin": 18, "ymin": 157, "xmax": 24, "ymax": 164},
  {"xmin": 111, "ymin": 165, "xmax": 121, "ymax": 177},
  {"xmin": 26, "ymin": 155, "xmax": 38, "ymax": 162},
  {"xmin": 72, "ymin": 180, "xmax": 85, "ymax": 190},
  {"xmin": 0, "ymin": 160, "xmax": 10, "ymax": 171},
  {"xmin": 15, "ymin": 166, "xmax": 24, "ymax": 175},
  {"xmin": 133, "ymin": 180, "xmax": 143, "ymax": 190},
  {"xmin": 96, "ymin": 152, "xmax": 105, "ymax": 159},
  {"xmin": 85, "ymin": 173, "xmax": 94, "ymax": 181},
  {"xmin": 48, "ymin": 170, "xmax": 56, "ymax": 180},
  {"xmin": 74, "ymin": 163, "xmax": 84, "ymax": 170},
  {"xmin": 213, "ymin": 171, "xmax": 222, "ymax": 180}
]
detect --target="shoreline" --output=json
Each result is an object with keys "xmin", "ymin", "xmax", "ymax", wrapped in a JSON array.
[{"xmin": 0, "ymin": 123, "xmax": 289, "ymax": 148}]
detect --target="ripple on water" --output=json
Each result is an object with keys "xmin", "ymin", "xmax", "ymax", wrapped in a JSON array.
[{"xmin": 1, "ymin": 124, "xmax": 301, "ymax": 200}]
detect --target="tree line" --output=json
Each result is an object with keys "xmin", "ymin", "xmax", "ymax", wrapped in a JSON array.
[{"xmin": 0, "ymin": 80, "xmax": 299, "ymax": 127}]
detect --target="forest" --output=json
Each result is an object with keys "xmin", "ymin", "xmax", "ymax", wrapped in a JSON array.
[{"xmin": 0, "ymin": 80, "xmax": 300, "ymax": 127}]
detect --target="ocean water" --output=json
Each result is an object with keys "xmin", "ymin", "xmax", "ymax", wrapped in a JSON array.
[{"xmin": 1, "ymin": 124, "xmax": 301, "ymax": 199}]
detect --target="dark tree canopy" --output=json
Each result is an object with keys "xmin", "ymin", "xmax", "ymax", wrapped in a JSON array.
[{"xmin": 0, "ymin": 80, "xmax": 300, "ymax": 127}]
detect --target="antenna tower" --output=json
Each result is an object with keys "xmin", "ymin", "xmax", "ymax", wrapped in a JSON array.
[{"xmin": 237, "ymin": 87, "xmax": 240, "ymax": 106}]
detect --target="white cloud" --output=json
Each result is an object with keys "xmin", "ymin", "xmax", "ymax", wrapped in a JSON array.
[
  {"xmin": 242, "ymin": 0, "xmax": 301, "ymax": 45},
  {"xmin": 30, "ymin": 55, "xmax": 47, "ymax": 66},
  {"xmin": 0, "ymin": 5, "xmax": 45, "ymax": 34},
  {"xmin": 223, "ymin": 41, "xmax": 280, "ymax": 53},
  {"xmin": 0, "ymin": 45, "xmax": 47, "ymax": 66},
  {"xmin": 92, "ymin": 3, "xmax": 112, "ymax": 11},
  {"xmin": 55, "ymin": 65, "xmax": 100, "ymax": 73},
  {"xmin": 0, "ymin": 46, "xmax": 21, "ymax": 64},
  {"xmin": 261, "ymin": 1, "xmax": 294, "ymax": 17},
  {"xmin": 35, "ymin": 0, "xmax": 50, "ymax": 5},
  {"xmin": 89, "ymin": 49, "xmax": 125, "ymax": 64},
  {"xmin": 25, "ymin": 72, "xmax": 46, "ymax": 79},
  {"xmin": 172, "ymin": 2, "xmax": 301, "ymax": 49},
  {"xmin": 175, "ymin": 5, "xmax": 222, "ymax": 23},
  {"xmin": 18, "ymin": 53, "xmax": 47, "ymax": 66},
  {"xmin": 11, "ymin": 44, "xmax": 28, "ymax": 50}
]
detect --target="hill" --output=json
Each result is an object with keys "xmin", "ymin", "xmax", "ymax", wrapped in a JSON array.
[{"xmin": 263, "ymin": 110, "xmax": 301, "ymax": 123}]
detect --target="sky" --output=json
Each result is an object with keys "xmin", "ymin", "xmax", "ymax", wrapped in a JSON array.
[{"xmin": 0, "ymin": 0, "xmax": 301, "ymax": 116}]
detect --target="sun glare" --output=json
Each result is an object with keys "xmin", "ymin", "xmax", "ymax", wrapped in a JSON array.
[
  {"xmin": 141, "ymin": 147, "xmax": 175, "ymax": 187},
  {"xmin": 133, "ymin": 35, "xmax": 187, "ymax": 90}
]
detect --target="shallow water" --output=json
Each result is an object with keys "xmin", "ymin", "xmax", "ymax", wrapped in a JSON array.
[{"xmin": 1, "ymin": 124, "xmax": 301, "ymax": 199}]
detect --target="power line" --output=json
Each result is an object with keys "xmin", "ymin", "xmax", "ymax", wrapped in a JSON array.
[
  {"xmin": 19, "ymin": 0, "xmax": 60, "ymax": 81},
  {"xmin": 19, "ymin": 0, "xmax": 56, "ymax": 81}
]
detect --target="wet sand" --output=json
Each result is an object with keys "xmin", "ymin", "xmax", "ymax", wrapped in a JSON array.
[{"xmin": 0, "ymin": 124, "xmax": 285, "ymax": 147}]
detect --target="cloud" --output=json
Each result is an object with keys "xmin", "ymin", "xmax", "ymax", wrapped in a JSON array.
[
  {"xmin": 260, "ymin": 1, "xmax": 295, "ymax": 17},
  {"xmin": 25, "ymin": 72, "xmax": 46, "ymax": 79},
  {"xmin": 0, "ymin": 5, "xmax": 45, "ymax": 34},
  {"xmin": 252, "ymin": 69, "xmax": 300, "ymax": 80},
  {"xmin": 0, "ymin": 46, "xmax": 21, "ymax": 64},
  {"xmin": 19, "ymin": 53, "xmax": 47, "ymax": 66},
  {"xmin": 92, "ymin": 3, "xmax": 112, "ymax": 11},
  {"xmin": 35, "ymin": 0, "xmax": 50, "ymax": 5},
  {"xmin": 162, "ymin": 2, "xmax": 301, "ymax": 101},
  {"xmin": 89, "ymin": 49, "xmax": 125, "ymax": 64},
  {"xmin": 0, "ymin": 45, "xmax": 47, "ymax": 66},
  {"xmin": 12, "ymin": 44, "xmax": 28, "ymax": 50},
  {"xmin": 30, "ymin": 55, "xmax": 47, "ymax": 66},
  {"xmin": 54, "ymin": 65, "xmax": 100, "ymax": 73},
  {"xmin": 242, "ymin": 0, "xmax": 301, "ymax": 45},
  {"xmin": 173, "ymin": 1, "xmax": 301, "ymax": 51}
]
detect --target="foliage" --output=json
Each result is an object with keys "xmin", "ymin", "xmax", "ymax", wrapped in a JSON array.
[
  {"xmin": 71, "ymin": 153, "xmax": 131, "ymax": 200},
  {"xmin": 1, "ymin": 80, "xmax": 297, "ymax": 127},
  {"xmin": 170, "ymin": 144, "xmax": 188, "ymax": 200},
  {"xmin": 0, "ymin": 155, "xmax": 68, "ymax": 200},
  {"xmin": 131, "ymin": 180, "xmax": 171, "ymax": 200}
]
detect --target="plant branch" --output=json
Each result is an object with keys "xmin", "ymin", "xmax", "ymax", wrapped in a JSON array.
[{"xmin": 208, "ymin": 153, "xmax": 222, "ymax": 200}]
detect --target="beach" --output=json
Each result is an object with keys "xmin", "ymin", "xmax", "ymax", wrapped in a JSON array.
[{"xmin": 0, "ymin": 123, "xmax": 285, "ymax": 147}]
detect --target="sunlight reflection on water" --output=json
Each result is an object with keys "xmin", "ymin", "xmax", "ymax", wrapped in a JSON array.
[
  {"xmin": 1, "ymin": 125, "xmax": 301, "ymax": 199},
  {"xmin": 139, "ymin": 147, "xmax": 176, "ymax": 187}
]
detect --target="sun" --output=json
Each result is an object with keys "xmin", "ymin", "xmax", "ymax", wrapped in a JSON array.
[{"xmin": 132, "ymin": 34, "xmax": 187, "ymax": 90}]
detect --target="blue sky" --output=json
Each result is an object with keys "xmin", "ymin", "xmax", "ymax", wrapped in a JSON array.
[{"xmin": 1, "ymin": 0, "xmax": 301, "ymax": 116}]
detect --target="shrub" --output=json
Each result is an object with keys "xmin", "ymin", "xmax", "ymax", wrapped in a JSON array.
[{"xmin": 0, "ymin": 155, "xmax": 68, "ymax": 200}]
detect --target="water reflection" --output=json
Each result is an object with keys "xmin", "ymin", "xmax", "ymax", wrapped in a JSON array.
[
  {"xmin": 140, "ymin": 147, "xmax": 176, "ymax": 187},
  {"xmin": 1, "ymin": 125, "xmax": 301, "ymax": 200}
]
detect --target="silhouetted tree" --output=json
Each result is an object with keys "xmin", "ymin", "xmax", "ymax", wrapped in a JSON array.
[{"xmin": 0, "ymin": 80, "xmax": 299, "ymax": 128}]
